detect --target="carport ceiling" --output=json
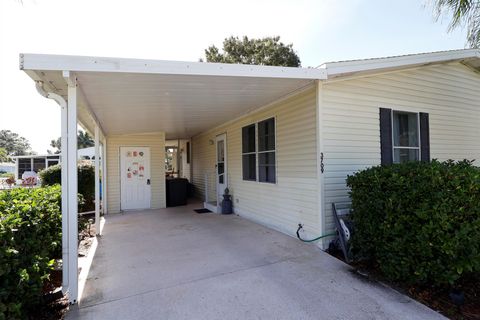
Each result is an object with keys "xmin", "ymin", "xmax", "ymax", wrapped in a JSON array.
[
  {"xmin": 76, "ymin": 72, "xmax": 313, "ymax": 139},
  {"xmin": 21, "ymin": 54, "xmax": 326, "ymax": 139}
]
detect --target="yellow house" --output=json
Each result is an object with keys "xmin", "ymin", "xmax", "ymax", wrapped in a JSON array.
[{"xmin": 20, "ymin": 49, "xmax": 480, "ymax": 304}]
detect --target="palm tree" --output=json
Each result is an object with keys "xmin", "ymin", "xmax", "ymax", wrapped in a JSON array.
[{"xmin": 432, "ymin": 0, "xmax": 480, "ymax": 48}]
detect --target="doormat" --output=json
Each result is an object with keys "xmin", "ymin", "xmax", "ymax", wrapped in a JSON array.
[{"xmin": 194, "ymin": 208, "xmax": 211, "ymax": 214}]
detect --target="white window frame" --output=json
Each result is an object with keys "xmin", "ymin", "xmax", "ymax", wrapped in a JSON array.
[
  {"xmin": 391, "ymin": 110, "xmax": 421, "ymax": 163},
  {"xmin": 241, "ymin": 116, "xmax": 277, "ymax": 184}
]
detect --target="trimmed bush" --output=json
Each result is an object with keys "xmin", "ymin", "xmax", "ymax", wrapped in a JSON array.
[
  {"xmin": 0, "ymin": 186, "xmax": 62, "ymax": 319},
  {"xmin": 39, "ymin": 162, "xmax": 95, "ymax": 211},
  {"xmin": 346, "ymin": 160, "xmax": 480, "ymax": 287}
]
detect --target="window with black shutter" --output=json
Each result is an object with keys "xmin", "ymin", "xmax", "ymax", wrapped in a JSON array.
[{"xmin": 380, "ymin": 108, "xmax": 430, "ymax": 164}]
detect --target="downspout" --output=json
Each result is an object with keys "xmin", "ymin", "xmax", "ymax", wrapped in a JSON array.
[
  {"xmin": 35, "ymin": 80, "xmax": 70, "ymax": 294},
  {"xmin": 35, "ymin": 81, "xmax": 66, "ymax": 107}
]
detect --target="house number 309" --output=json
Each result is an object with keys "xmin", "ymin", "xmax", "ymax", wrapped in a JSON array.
[{"xmin": 320, "ymin": 152, "xmax": 325, "ymax": 173}]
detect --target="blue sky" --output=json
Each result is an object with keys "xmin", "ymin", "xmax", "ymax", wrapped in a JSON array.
[{"xmin": 0, "ymin": 0, "xmax": 468, "ymax": 153}]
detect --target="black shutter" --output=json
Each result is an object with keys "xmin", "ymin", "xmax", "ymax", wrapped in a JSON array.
[
  {"xmin": 380, "ymin": 108, "xmax": 393, "ymax": 165},
  {"xmin": 419, "ymin": 112, "xmax": 430, "ymax": 162}
]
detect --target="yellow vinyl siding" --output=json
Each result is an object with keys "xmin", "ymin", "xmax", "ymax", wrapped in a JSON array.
[
  {"xmin": 192, "ymin": 86, "xmax": 320, "ymax": 237},
  {"xmin": 106, "ymin": 132, "xmax": 166, "ymax": 213},
  {"xmin": 321, "ymin": 62, "xmax": 480, "ymax": 233}
]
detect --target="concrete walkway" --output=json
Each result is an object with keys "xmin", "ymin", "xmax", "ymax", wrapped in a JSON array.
[{"xmin": 68, "ymin": 202, "xmax": 445, "ymax": 320}]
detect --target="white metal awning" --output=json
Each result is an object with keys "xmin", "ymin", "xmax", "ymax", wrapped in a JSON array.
[
  {"xmin": 20, "ymin": 54, "xmax": 327, "ymax": 139},
  {"xmin": 19, "ymin": 55, "xmax": 327, "ymax": 305}
]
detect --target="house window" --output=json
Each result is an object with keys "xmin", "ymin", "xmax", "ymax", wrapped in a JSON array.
[
  {"xmin": 392, "ymin": 111, "xmax": 420, "ymax": 163},
  {"xmin": 380, "ymin": 108, "xmax": 430, "ymax": 165},
  {"xmin": 242, "ymin": 118, "xmax": 276, "ymax": 183}
]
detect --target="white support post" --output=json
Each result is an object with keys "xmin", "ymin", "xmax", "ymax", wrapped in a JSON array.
[
  {"xmin": 66, "ymin": 73, "xmax": 78, "ymax": 304},
  {"xmin": 94, "ymin": 125, "xmax": 100, "ymax": 235},
  {"xmin": 60, "ymin": 90, "xmax": 70, "ymax": 295},
  {"xmin": 34, "ymin": 79, "xmax": 72, "ymax": 299},
  {"xmin": 102, "ymin": 138, "xmax": 107, "ymax": 215}
]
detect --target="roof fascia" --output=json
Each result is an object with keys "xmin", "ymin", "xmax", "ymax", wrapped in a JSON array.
[
  {"xmin": 322, "ymin": 49, "xmax": 480, "ymax": 79},
  {"xmin": 20, "ymin": 53, "xmax": 327, "ymax": 80}
]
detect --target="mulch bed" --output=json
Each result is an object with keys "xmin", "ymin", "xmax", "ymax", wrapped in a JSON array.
[
  {"xmin": 26, "ymin": 223, "xmax": 97, "ymax": 319},
  {"xmin": 327, "ymin": 249, "xmax": 480, "ymax": 319}
]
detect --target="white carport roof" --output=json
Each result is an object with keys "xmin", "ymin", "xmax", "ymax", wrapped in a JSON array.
[
  {"xmin": 20, "ymin": 54, "xmax": 326, "ymax": 139},
  {"xmin": 20, "ymin": 49, "xmax": 480, "ymax": 138}
]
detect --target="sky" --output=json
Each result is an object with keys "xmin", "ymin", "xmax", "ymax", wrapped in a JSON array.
[{"xmin": 0, "ymin": 0, "xmax": 469, "ymax": 154}]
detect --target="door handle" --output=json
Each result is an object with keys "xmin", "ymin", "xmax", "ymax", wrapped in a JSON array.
[{"xmin": 147, "ymin": 179, "xmax": 151, "ymax": 185}]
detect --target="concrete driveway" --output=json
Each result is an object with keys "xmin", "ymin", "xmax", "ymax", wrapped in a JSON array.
[{"xmin": 68, "ymin": 202, "xmax": 444, "ymax": 320}]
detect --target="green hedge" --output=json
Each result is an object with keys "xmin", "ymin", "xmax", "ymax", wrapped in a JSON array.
[
  {"xmin": 0, "ymin": 185, "xmax": 87, "ymax": 319},
  {"xmin": 346, "ymin": 160, "xmax": 480, "ymax": 287},
  {"xmin": 39, "ymin": 163, "xmax": 95, "ymax": 211},
  {"xmin": 0, "ymin": 186, "xmax": 62, "ymax": 319}
]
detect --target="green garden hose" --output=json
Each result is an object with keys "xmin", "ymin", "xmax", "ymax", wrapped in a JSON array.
[{"xmin": 296, "ymin": 224, "xmax": 337, "ymax": 243}]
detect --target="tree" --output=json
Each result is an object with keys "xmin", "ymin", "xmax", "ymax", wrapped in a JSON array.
[
  {"xmin": 0, "ymin": 130, "xmax": 33, "ymax": 156},
  {"xmin": 203, "ymin": 36, "xmax": 301, "ymax": 67},
  {"xmin": 432, "ymin": 0, "xmax": 480, "ymax": 48},
  {"xmin": 77, "ymin": 131, "xmax": 94, "ymax": 149},
  {"xmin": 48, "ymin": 130, "xmax": 95, "ymax": 154},
  {"xmin": 49, "ymin": 138, "xmax": 61, "ymax": 154},
  {"xmin": 0, "ymin": 148, "xmax": 11, "ymax": 163}
]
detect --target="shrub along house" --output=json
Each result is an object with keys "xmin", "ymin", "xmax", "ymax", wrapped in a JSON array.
[{"xmin": 19, "ymin": 49, "xmax": 480, "ymax": 303}]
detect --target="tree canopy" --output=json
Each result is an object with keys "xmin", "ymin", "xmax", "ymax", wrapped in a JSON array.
[
  {"xmin": 203, "ymin": 36, "xmax": 301, "ymax": 67},
  {"xmin": 0, "ymin": 148, "xmax": 10, "ymax": 163},
  {"xmin": 432, "ymin": 0, "xmax": 480, "ymax": 48},
  {"xmin": 0, "ymin": 130, "xmax": 33, "ymax": 156},
  {"xmin": 78, "ymin": 131, "xmax": 94, "ymax": 149},
  {"xmin": 48, "ymin": 130, "xmax": 95, "ymax": 154}
]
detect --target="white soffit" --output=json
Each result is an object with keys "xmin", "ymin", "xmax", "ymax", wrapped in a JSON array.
[{"xmin": 21, "ymin": 54, "xmax": 322, "ymax": 139}]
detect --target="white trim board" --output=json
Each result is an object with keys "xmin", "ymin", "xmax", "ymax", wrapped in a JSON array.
[
  {"xmin": 320, "ymin": 49, "xmax": 480, "ymax": 79},
  {"xmin": 20, "ymin": 53, "xmax": 327, "ymax": 80}
]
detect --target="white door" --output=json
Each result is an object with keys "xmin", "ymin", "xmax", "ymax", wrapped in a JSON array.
[
  {"xmin": 120, "ymin": 147, "xmax": 151, "ymax": 210},
  {"xmin": 216, "ymin": 134, "xmax": 227, "ymax": 205}
]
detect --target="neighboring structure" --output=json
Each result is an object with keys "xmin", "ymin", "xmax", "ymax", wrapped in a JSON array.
[
  {"xmin": 19, "ymin": 49, "xmax": 480, "ymax": 303},
  {"xmin": 12, "ymin": 147, "xmax": 96, "ymax": 180},
  {"xmin": 12, "ymin": 154, "xmax": 60, "ymax": 179}
]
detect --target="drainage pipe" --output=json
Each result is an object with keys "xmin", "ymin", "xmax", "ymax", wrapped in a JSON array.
[{"xmin": 34, "ymin": 81, "xmax": 70, "ymax": 294}]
